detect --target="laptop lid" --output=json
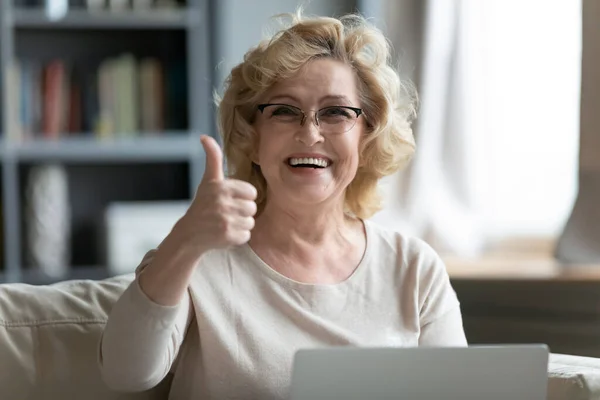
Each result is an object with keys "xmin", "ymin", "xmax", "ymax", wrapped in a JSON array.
[{"xmin": 290, "ymin": 345, "xmax": 549, "ymax": 400}]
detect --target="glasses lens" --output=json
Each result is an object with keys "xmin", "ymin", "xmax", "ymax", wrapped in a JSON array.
[
  {"xmin": 318, "ymin": 107, "xmax": 358, "ymax": 134},
  {"xmin": 264, "ymin": 105, "xmax": 303, "ymax": 123}
]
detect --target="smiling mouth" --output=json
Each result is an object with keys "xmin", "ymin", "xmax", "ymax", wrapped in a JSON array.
[{"xmin": 287, "ymin": 157, "xmax": 331, "ymax": 169}]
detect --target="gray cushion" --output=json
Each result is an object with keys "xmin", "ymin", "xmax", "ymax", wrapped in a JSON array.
[{"xmin": 0, "ymin": 274, "xmax": 171, "ymax": 400}]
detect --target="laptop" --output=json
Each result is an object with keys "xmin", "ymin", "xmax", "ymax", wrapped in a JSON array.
[{"xmin": 290, "ymin": 345, "xmax": 549, "ymax": 400}]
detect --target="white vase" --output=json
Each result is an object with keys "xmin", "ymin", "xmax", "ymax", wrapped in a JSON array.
[
  {"xmin": 45, "ymin": 0, "xmax": 68, "ymax": 21},
  {"xmin": 25, "ymin": 164, "xmax": 71, "ymax": 279}
]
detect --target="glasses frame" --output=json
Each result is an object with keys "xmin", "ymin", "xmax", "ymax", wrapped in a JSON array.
[{"xmin": 257, "ymin": 103, "xmax": 363, "ymax": 133}]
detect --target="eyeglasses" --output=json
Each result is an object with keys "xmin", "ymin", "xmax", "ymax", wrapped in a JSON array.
[{"xmin": 257, "ymin": 103, "xmax": 363, "ymax": 134}]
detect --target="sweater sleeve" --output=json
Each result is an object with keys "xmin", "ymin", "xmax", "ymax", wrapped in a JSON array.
[
  {"xmin": 419, "ymin": 307, "xmax": 467, "ymax": 346},
  {"xmin": 98, "ymin": 250, "xmax": 193, "ymax": 392},
  {"xmin": 410, "ymin": 239, "xmax": 468, "ymax": 347}
]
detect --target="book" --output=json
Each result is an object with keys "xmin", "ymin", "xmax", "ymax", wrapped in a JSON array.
[{"xmin": 12, "ymin": 55, "xmax": 182, "ymax": 140}]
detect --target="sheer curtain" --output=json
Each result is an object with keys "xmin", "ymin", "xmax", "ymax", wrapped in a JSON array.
[{"xmin": 363, "ymin": 0, "xmax": 581, "ymax": 257}]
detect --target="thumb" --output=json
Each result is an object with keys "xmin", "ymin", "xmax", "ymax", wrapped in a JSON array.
[{"xmin": 200, "ymin": 135, "xmax": 224, "ymax": 182}]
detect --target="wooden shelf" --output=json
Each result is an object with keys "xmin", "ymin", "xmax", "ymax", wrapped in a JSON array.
[
  {"xmin": 10, "ymin": 134, "xmax": 200, "ymax": 163},
  {"xmin": 445, "ymin": 255, "xmax": 600, "ymax": 282},
  {"xmin": 12, "ymin": 8, "xmax": 199, "ymax": 30}
]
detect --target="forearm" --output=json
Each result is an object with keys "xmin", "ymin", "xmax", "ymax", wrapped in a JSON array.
[
  {"xmin": 138, "ymin": 223, "xmax": 204, "ymax": 306},
  {"xmin": 99, "ymin": 278, "xmax": 191, "ymax": 392}
]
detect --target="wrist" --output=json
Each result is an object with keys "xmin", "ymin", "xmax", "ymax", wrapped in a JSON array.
[
  {"xmin": 138, "ymin": 227, "xmax": 202, "ymax": 306},
  {"xmin": 164, "ymin": 221, "xmax": 207, "ymax": 263}
]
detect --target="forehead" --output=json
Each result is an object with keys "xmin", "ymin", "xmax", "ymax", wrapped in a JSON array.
[{"xmin": 267, "ymin": 58, "xmax": 360, "ymax": 105}]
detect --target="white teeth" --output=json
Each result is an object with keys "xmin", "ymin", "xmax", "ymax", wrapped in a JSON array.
[{"xmin": 289, "ymin": 157, "xmax": 330, "ymax": 167}]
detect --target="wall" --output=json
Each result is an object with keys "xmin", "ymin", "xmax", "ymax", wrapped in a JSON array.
[
  {"xmin": 357, "ymin": 0, "xmax": 425, "ymax": 87},
  {"xmin": 212, "ymin": 0, "xmax": 357, "ymax": 92},
  {"xmin": 556, "ymin": 0, "xmax": 600, "ymax": 263},
  {"xmin": 579, "ymin": 0, "xmax": 600, "ymax": 171}
]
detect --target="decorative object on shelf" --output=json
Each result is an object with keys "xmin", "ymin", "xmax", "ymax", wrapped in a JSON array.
[
  {"xmin": 108, "ymin": 0, "xmax": 128, "ymax": 12},
  {"xmin": 45, "ymin": 0, "xmax": 68, "ymax": 20},
  {"xmin": 132, "ymin": 0, "xmax": 153, "ymax": 10},
  {"xmin": 102, "ymin": 200, "xmax": 188, "ymax": 275},
  {"xmin": 25, "ymin": 164, "xmax": 71, "ymax": 279},
  {"xmin": 86, "ymin": 0, "xmax": 105, "ymax": 12}
]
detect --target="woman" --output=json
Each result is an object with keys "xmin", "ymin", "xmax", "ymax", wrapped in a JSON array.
[{"xmin": 98, "ymin": 11, "xmax": 467, "ymax": 400}]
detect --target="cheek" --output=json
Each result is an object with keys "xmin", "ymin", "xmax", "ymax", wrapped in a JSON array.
[
  {"xmin": 332, "ymin": 143, "xmax": 361, "ymax": 183},
  {"xmin": 253, "ymin": 126, "xmax": 272, "ymax": 163},
  {"xmin": 337, "ymin": 132, "xmax": 362, "ymax": 164},
  {"xmin": 255, "ymin": 128, "xmax": 286, "ymax": 167}
]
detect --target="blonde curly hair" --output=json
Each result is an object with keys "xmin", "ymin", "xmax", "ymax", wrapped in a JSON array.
[{"xmin": 217, "ymin": 10, "xmax": 417, "ymax": 219}]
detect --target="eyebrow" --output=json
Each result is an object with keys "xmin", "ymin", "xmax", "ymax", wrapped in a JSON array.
[
  {"xmin": 267, "ymin": 95, "xmax": 300, "ymax": 104},
  {"xmin": 321, "ymin": 95, "xmax": 353, "ymax": 104}
]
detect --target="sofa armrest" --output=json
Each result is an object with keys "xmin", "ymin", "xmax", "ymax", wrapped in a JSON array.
[{"xmin": 548, "ymin": 353, "xmax": 600, "ymax": 400}]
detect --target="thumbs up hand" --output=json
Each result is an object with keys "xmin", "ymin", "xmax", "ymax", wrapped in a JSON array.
[{"xmin": 173, "ymin": 135, "xmax": 258, "ymax": 255}]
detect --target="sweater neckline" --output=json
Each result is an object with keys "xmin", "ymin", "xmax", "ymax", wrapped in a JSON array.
[{"xmin": 240, "ymin": 219, "xmax": 373, "ymax": 290}]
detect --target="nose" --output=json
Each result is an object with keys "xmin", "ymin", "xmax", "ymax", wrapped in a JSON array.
[{"xmin": 295, "ymin": 113, "xmax": 324, "ymax": 146}]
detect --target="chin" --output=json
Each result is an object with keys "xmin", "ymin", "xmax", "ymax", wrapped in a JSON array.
[
  {"xmin": 281, "ymin": 188, "xmax": 338, "ymax": 207},
  {"xmin": 265, "ymin": 176, "xmax": 345, "ymax": 207}
]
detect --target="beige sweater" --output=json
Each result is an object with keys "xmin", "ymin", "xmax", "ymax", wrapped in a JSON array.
[{"xmin": 98, "ymin": 220, "xmax": 467, "ymax": 400}]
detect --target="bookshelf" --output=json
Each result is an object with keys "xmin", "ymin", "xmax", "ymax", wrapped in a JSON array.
[
  {"xmin": 0, "ymin": 0, "xmax": 213, "ymax": 284},
  {"xmin": 13, "ymin": 8, "xmax": 198, "ymax": 29}
]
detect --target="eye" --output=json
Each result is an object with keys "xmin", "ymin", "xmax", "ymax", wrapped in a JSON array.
[
  {"xmin": 319, "ymin": 107, "xmax": 353, "ymax": 120},
  {"xmin": 271, "ymin": 106, "xmax": 301, "ymax": 116}
]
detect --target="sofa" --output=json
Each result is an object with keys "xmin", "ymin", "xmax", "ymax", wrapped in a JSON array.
[{"xmin": 1, "ymin": 275, "xmax": 600, "ymax": 400}]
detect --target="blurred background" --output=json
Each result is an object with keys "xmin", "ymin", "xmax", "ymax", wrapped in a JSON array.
[{"xmin": 1, "ymin": 0, "xmax": 599, "ymax": 355}]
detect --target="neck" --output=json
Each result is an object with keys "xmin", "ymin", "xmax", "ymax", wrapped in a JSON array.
[{"xmin": 252, "ymin": 197, "xmax": 357, "ymax": 250}]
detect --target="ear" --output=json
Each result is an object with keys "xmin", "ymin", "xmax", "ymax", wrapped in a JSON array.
[{"xmin": 249, "ymin": 146, "xmax": 260, "ymax": 165}]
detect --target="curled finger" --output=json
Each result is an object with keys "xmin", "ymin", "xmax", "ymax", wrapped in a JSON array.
[
  {"xmin": 231, "ymin": 200, "xmax": 257, "ymax": 217},
  {"xmin": 233, "ymin": 216, "xmax": 255, "ymax": 231}
]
